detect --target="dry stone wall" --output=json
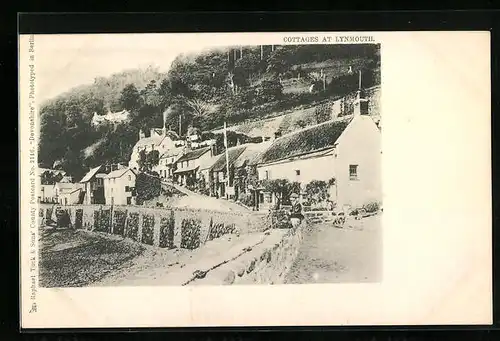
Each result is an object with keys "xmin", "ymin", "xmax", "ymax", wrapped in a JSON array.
[{"xmin": 39, "ymin": 204, "xmax": 268, "ymax": 250}]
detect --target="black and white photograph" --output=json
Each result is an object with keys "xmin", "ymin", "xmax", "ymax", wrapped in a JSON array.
[
  {"xmin": 19, "ymin": 30, "xmax": 491, "ymax": 328},
  {"xmin": 33, "ymin": 36, "xmax": 382, "ymax": 287}
]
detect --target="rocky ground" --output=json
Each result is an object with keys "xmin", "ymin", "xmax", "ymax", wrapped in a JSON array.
[{"xmin": 285, "ymin": 214, "xmax": 382, "ymax": 284}]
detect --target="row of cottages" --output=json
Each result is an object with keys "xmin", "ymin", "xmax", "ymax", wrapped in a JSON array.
[{"xmin": 255, "ymin": 90, "xmax": 382, "ymax": 210}]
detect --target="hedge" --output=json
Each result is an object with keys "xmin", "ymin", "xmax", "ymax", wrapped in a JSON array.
[
  {"xmin": 126, "ymin": 212, "xmax": 140, "ymax": 241},
  {"xmin": 159, "ymin": 211, "xmax": 175, "ymax": 249},
  {"xmin": 75, "ymin": 209, "xmax": 83, "ymax": 229},
  {"xmin": 97, "ymin": 209, "xmax": 112, "ymax": 233},
  {"xmin": 141, "ymin": 213, "xmax": 155, "ymax": 246},
  {"xmin": 180, "ymin": 218, "xmax": 201, "ymax": 250},
  {"xmin": 112, "ymin": 210, "xmax": 127, "ymax": 236},
  {"xmin": 93, "ymin": 210, "xmax": 100, "ymax": 231}
]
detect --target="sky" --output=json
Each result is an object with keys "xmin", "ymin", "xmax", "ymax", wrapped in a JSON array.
[{"xmin": 34, "ymin": 34, "xmax": 215, "ymax": 102}]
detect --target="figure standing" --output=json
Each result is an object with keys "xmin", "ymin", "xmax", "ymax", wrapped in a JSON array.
[{"xmin": 289, "ymin": 193, "xmax": 304, "ymax": 228}]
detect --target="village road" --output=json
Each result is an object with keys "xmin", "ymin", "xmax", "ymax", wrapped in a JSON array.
[{"xmin": 284, "ymin": 215, "xmax": 382, "ymax": 284}]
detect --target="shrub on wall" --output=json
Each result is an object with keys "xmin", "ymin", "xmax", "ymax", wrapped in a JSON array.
[
  {"xmin": 180, "ymin": 218, "xmax": 201, "ymax": 250},
  {"xmin": 98, "ymin": 209, "xmax": 112, "ymax": 233},
  {"xmin": 159, "ymin": 211, "xmax": 175, "ymax": 249},
  {"xmin": 75, "ymin": 209, "xmax": 83, "ymax": 229},
  {"xmin": 208, "ymin": 218, "xmax": 236, "ymax": 241},
  {"xmin": 113, "ymin": 210, "xmax": 127, "ymax": 236},
  {"xmin": 141, "ymin": 213, "xmax": 155, "ymax": 245},
  {"xmin": 56, "ymin": 208, "xmax": 71, "ymax": 228},
  {"xmin": 93, "ymin": 210, "xmax": 100, "ymax": 231},
  {"xmin": 126, "ymin": 212, "xmax": 140, "ymax": 241}
]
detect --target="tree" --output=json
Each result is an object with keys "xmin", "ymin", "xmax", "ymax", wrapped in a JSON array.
[
  {"xmin": 261, "ymin": 179, "xmax": 301, "ymax": 209},
  {"xmin": 135, "ymin": 172, "xmax": 161, "ymax": 205},
  {"xmin": 305, "ymin": 180, "xmax": 329, "ymax": 205},
  {"xmin": 120, "ymin": 84, "xmax": 142, "ymax": 112}
]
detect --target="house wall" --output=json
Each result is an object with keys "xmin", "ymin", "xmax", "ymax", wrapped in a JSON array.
[
  {"xmin": 59, "ymin": 189, "xmax": 82, "ymax": 205},
  {"xmin": 257, "ymin": 150, "xmax": 336, "ymax": 187},
  {"xmin": 334, "ymin": 115, "xmax": 382, "ymax": 208},
  {"xmin": 104, "ymin": 170, "xmax": 136, "ymax": 205},
  {"xmin": 39, "ymin": 185, "xmax": 56, "ymax": 202}
]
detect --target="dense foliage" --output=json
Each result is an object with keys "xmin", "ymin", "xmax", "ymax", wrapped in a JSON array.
[{"xmin": 39, "ymin": 45, "xmax": 380, "ymax": 179}]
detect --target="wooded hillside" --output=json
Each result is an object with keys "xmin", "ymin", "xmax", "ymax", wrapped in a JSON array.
[{"xmin": 38, "ymin": 44, "xmax": 380, "ymax": 180}]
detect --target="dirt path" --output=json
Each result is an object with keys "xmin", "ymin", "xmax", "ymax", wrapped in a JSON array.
[{"xmin": 284, "ymin": 215, "xmax": 382, "ymax": 284}]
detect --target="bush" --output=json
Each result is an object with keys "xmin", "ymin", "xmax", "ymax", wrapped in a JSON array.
[
  {"xmin": 180, "ymin": 218, "xmax": 201, "ymax": 249},
  {"xmin": 75, "ymin": 209, "xmax": 83, "ymax": 229},
  {"xmin": 269, "ymin": 210, "xmax": 292, "ymax": 229},
  {"xmin": 141, "ymin": 214, "xmax": 155, "ymax": 245},
  {"xmin": 159, "ymin": 211, "xmax": 175, "ymax": 249},
  {"xmin": 56, "ymin": 208, "xmax": 71, "ymax": 228},
  {"xmin": 362, "ymin": 201, "xmax": 381, "ymax": 213},
  {"xmin": 239, "ymin": 192, "xmax": 254, "ymax": 207},
  {"xmin": 126, "ymin": 212, "xmax": 140, "ymax": 241},
  {"xmin": 208, "ymin": 218, "xmax": 236, "ymax": 241},
  {"xmin": 113, "ymin": 210, "xmax": 126, "ymax": 236},
  {"xmin": 98, "ymin": 209, "xmax": 111, "ymax": 233}
]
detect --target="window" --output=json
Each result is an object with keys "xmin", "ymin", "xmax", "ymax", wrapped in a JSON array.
[
  {"xmin": 111, "ymin": 187, "xmax": 113, "ymax": 193},
  {"xmin": 151, "ymin": 144, "xmax": 154, "ymax": 149},
  {"xmin": 128, "ymin": 175, "xmax": 131, "ymax": 181},
  {"xmin": 125, "ymin": 186, "xmax": 130, "ymax": 192},
  {"xmin": 186, "ymin": 160, "xmax": 190, "ymax": 167},
  {"xmin": 349, "ymin": 165, "xmax": 359, "ymax": 180},
  {"xmin": 295, "ymin": 170, "xmax": 301, "ymax": 176},
  {"xmin": 126, "ymin": 197, "xmax": 132, "ymax": 205},
  {"xmin": 265, "ymin": 170, "xmax": 270, "ymax": 180}
]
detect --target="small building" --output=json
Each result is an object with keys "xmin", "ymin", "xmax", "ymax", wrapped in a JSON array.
[
  {"xmin": 129, "ymin": 127, "xmax": 181, "ymax": 170},
  {"xmin": 54, "ymin": 182, "xmax": 84, "ymax": 205},
  {"xmin": 79, "ymin": 165, "xmax": 108, "ymax": 205},
  {"xmin": 173, "ymin": 147, "xmax": 213, "ymax": 186},
  {"xmin": 91, "ymin": 109, "xmax": 130, "ymax": 127},
  {"xmin": 210, "ymin": 145, "xmax": 247, "ymax": 199},
  {"xmin": 38, "ymin": 184, "xmax": 57, "ymax": 203},
  {"xmin": 255, "ymin": 90, "xmax": 381, "ymax": 209},
  {"xmin": 232, "ymin": 141, "xmax": 272, "ymax": 204},
  {"xmin": 155, "ymin": 146, "xmax": 184, "ymax": 180},
  {"xmin": 103, "ymin": 168, "xmax": 137, "ymax": 206},
  {"xmin": 198, "ymin": 154, "xmax": 219, "ymax": 195}
]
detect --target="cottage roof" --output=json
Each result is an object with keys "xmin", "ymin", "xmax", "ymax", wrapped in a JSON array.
[
  {"xmin": 211, "ymin": 145, "xmax": 247, "ymax": 173},
  {"xmin": 134, "ymin": 135, "xmax": 164, "ymax": 148},
  {"xmin": 160, "ymin": 146, "xmax": 184, "ymax": 159},
  {"xmin": 198, "ymin": 155, "xmax": 219, "ymax": 171},
  {"xmin": 234, "ymin": 142, "xmax": 272, "ymax": 168},
  {"xmin": 55, "ymin": 182, "xmax": 83, "ymax": 193},
  {"xmin": 256, "ymin": 117, "xmax": 353, "ymax": 165},
  {"xmin": 176, "ymin": 147, "xmax": 211, "ymax": 163},
  {"xmin": 104, "ymin": 168, "xmax": 135, "ymax": 179},
  {"xmin": 38, "ymin": 168, "xmax": 66, "ymax": 176},
  {"xmin": 79, "ymin": 165, "xmax": 103, "ymax": 183},
  {"xmin": 174, "ymin": 165, "xmax": 199, "ymax": 174}
]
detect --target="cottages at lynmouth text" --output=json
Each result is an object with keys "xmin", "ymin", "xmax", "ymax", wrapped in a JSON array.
[{"xmin": 283, "ymin": 35, "xmax": 375, "ymax": 44}]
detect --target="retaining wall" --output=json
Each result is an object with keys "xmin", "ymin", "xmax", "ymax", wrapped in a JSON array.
[
  {"xmin": 189, "ymin": 222, "xmax": 304, "ymax": 285},
  {"xmin": 39, "ymin": 204, "xmax": 267, "ymax": 250}
]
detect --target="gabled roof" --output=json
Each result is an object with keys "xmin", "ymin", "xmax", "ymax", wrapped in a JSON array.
[
  {"xmin": 211, "ymin": 145, "xmax": 247, "ymax": 173},
  {"xmin": 198, "ymin": 155, "xmax": 219, "ymax": 171},
  {"xmin": 104, "ymin": 168, "xmax": 136, "ymax": 179},
  {"xmin": 256, "ymin": 117, "xmax": 353, "ymax": 165},
  {"xmin": 234, "ymin": 142, "xmax": 272, "ymax": 168},
  {"xmin": 176, "ymin": 147, "xmax": 211, "ymax": 163},
  {"xmin": 134, "ymin": 135, "xmax": 163, "ymax": 148},
  {"xmin": 160, "ymin": 146, "xmax": 184, "ymax": 159},
  {"xmin": 80, "ymin": 165, "xmax": 103, "ymax": 183}
]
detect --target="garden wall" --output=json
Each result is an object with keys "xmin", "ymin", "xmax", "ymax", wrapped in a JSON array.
[{"xmin": 39, "ymin": 204, "xmax": 267, "ymax": 250}]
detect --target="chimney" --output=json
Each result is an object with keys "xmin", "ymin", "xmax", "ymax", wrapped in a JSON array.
[{"xmin": 353, "ymin": 90, "xmax": 369, "ymax": 117}]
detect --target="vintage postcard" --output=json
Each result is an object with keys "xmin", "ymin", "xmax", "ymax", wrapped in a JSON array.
[{"xmin": 19, "ymin": 31, "xmax": 491, "ymax": 328}]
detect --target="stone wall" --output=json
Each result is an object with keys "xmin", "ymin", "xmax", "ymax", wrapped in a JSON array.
[
  {"xmin": 39, "ymin": 204, "xmax": 267, "ymax": 250},
  {"xmin": 189, "ymin": 222, "xmax": 304, "ymax": 285}
]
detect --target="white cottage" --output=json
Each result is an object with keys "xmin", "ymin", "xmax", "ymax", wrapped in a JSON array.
[
  {"xmin": 129, "ymin": 127, "xmax": 182, "ymax": 170},
  {"xmin": 103, "ymin": 168, "xmax": 137, "ymax": 206},
  {"xmin": 256, "ymin": 90, "xmax": 382, "ymax": 209}
]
